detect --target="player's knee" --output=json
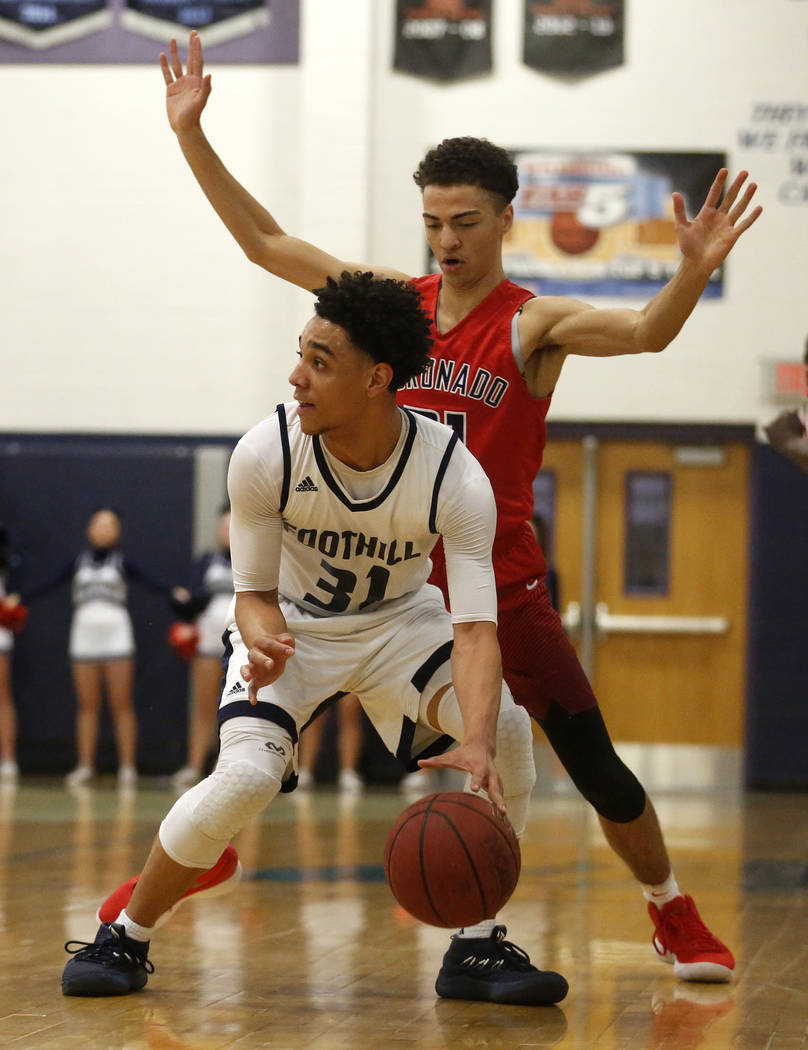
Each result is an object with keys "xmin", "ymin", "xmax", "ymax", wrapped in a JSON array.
[
  {"xmin": 193, "ymin": 760, "xmax": 280, "ymax": 838},
  {"xmin": 160, "ymin": 760, "xmax": 281, "ymax": 868},
  {"xmin": 585, "ymin": 761, "xmax": 646, "ymax": 823},
  {"xmin": 541, "ymin": 704, "xmax": 646, "ymax": 823}
]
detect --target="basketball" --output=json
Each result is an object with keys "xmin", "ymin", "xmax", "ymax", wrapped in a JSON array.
[
  {"xmin": 550, "ymin": 210, "xmax": 600, "ymax": 254},
  {"xmin": 383, "ymin": 791, "xmax": 521, "ymax": 928}
]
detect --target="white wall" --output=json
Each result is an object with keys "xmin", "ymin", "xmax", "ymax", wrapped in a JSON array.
[{"xmin": 1, "ymin": 0, "xmax": 806, "ymax": 433}]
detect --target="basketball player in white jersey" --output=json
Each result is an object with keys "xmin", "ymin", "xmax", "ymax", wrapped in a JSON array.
[{"xmin": 62, "ymin": 272, "xmax": 568, "ymax": 1006}]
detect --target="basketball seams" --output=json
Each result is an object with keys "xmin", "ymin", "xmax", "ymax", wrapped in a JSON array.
[
  {"xmin": 427, "ymin": 810, "xmax": 488, "ymax": 922},
  {"xmin": 431, "ymin": 796, "xmax": 520, "ymax": 867},
  {"xmin": 419, "ymin": 809, "xmax": 465, "ymax": 925}
]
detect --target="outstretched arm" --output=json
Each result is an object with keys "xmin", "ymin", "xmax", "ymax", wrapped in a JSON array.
[
  {"xmin": 522, "ymin": 168, "xmax": 763, "ymax": 381},
  {"xmin": 160, "ymin": 33, "xmax": 408, "ymax": 292}
]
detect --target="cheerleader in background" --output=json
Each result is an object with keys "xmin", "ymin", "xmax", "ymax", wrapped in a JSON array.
[
  {"xmin": 170, "ymin": 506, "xmax": 233, "ymax": 789},
  {"xmin": 26, "ymin": 506, "xmax": 183, "ymax": 787}
]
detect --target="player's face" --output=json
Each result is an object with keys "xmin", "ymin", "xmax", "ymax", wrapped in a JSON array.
[
  {"xmin": 422, "ymin": 184, "xmax": 513, "ymax": 287},
  {"xmin": 87, "ymin": 510, "xmax": 121, "ymax": 549},
  {"xmin": 289, "ymin": 317, "xmax": 377, "ymax": 436}
]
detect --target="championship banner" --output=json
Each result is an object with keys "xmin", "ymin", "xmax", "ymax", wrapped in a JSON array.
[
  {"xmin": 0, "ymin": 0, "xmax": 298, "ymax": 62},
  {"xmin": 394, "ymin": 0, "xmax": 492, "ymax": 82},
  {"xmin": 523, "ymin": 0, "xmax": 624, "ymax": 76},
  {"xmin": 500, "ymin": 150, "xmax": 727, "ymax": 299}
]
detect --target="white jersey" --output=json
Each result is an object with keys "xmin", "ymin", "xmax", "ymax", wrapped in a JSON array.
[
  {"xmin": 71, "ymin": 550, "xmax": 127, "ymax": 607},
  {"xmin": 227, "ymin": 403, "xmax": 498, "ymax": 624}
]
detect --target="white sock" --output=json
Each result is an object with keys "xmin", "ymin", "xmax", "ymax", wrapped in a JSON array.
[
  {"xmin": 115, "ymin": 908, "xmax": 153, "ymax": 944},
  {"xmin": 642, "ymin": 871, "xmax": 681, "ymax": 907},
  {"xmin": 457, "ymin": 918, "xmax": 496, "ymax": 939}
]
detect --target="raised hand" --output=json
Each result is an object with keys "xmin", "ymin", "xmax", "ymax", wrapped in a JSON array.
[
  {"xmin": 160, "ymin": 31, "xmax": 212, "ymax": 134},
  {"xmin": 673, "ymin": 168, "xmax": 762, "ymax": 273}
]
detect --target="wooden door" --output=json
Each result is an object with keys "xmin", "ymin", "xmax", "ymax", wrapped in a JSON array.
[{"xmin": 538, "ymin": 438, "xmax": 749, "ymax": 745}]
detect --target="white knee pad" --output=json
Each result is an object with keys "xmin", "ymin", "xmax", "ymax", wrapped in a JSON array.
[
  {"xmin": 432, "ymin": 683, "xmax": 535, "ymax": 838},
  {"xmin": 160, "ymin": 719, "xmax": 292, "ymax": 869},
  {"xmin": 492, "ymin": 687, "xmax": 535, "ymax": 838}
]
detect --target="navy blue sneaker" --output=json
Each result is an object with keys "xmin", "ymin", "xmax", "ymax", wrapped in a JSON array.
[
  {"xmin": 62, "ymin": 923, "xmax": 153, "ymax": 996},
  {"xmin": 435, "ymin": 925, "xmax": 568, "ymax": 1005}
]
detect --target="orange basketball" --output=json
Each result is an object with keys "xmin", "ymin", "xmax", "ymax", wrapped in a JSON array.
[
  {"xmin": 383, "ymin": 792, "xmax": 521, "ymax": 928},
  {"xmin": 551, "ymin": 211, "xmax": 600, "ymax": 254}
]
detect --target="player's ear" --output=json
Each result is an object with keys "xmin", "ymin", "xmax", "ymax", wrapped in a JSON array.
[
  {"xmin": 367, "ymin": 362, "xmax": 395, "ymax": 398},
  {"xmin": 500, "ymin": 202, "xmax": 514, "ymax": 236}
]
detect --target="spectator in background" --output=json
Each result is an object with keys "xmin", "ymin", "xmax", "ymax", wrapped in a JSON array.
[
  {"xmin": 171, "ymin": 506, "xmax": 233, "ymax": 790},
  {"xmin": 297, "ymin": 694, "xmax": 364, "ymax": 793},
  {"xmin": 25, "ymin": 507, "xmax": 182, "ymax": 788},
  {"xmin": 764, "ymin": 337, "xmax": 808, "ymax": 474}
]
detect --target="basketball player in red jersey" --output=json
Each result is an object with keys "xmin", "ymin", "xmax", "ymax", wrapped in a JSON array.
[{"xmin": 155, "ymin": 33, "xmax": 761, "ymax": 987}]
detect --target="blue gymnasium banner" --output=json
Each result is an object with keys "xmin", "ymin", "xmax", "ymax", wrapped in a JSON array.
[
  {"xmin": 394, "ymin": 0, "xmax": 492, "ymax": 82},
  {"xmin": 501, "ymin": 149, "xmax": 727, "ymax": 299},
  {"xmin": 0, "ymin": 0, "xmax": 298, "ymax": 61},
  {"xmin": 523, "ymin": 0, "xmax": 624, "ymax": 76}
]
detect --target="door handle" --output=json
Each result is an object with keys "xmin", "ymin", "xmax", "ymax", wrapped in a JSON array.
[{"xmin": 594, "ymin": 602, "xmax": 729, "ymax": 636}]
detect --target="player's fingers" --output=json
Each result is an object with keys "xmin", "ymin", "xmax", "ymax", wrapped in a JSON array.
[
  {"xmin": 169, "ymin": 37, "xmax": 184, "ymax": 79},
  {"xmin": 719, "ymin": 170, "xmax": 748, "ymax": 212},
  {"xmin": 249, "ymin": 651, "xmax": 275, "ymax": 675},
  {"xmin": 734, "ymin": 204, "xmax": 763, "ymax": 235},
  {"xmin": 671, "ymin": 192, "xmax": 687, "ymax": 226},
  {"xmin": 704, "ymin": 167, "xmax": 728, "ymax": 210},
  {"xmin": 188, "ymin": 30, "xmax": 203, "ymax": 77},
  {"xmin": 159, "ymin": 53, "xmax": 173, "ymax": 85},
  {"xmin": 486, "ymin": 775, "xmax": 506, "ymax": 814},
  {"xmin": 727, "ymin": 182, "xmax": 756, "ymax": 224}
]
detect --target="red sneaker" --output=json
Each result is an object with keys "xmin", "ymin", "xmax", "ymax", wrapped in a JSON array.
[
  {"xmin": 649, "ymin": 894, "xmax": 735, "ymax": 982},
  {"xmin": 96, "ymin": 844, "xmax": 242, "ymax": 930}
]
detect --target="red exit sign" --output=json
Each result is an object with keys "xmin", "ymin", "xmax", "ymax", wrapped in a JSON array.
[{"xmin": 774, "ymin": 361, "xmax": 808, "ymax": 396}]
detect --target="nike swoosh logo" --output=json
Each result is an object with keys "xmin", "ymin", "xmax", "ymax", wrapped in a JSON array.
[{"xmin": 526, "ymin": 579, "xmax": 539, "ymax": 591}]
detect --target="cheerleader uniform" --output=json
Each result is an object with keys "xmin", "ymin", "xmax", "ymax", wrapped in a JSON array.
[{"xmin": 190, "ymin": 550, "xmax": 234, "ymax": 659}]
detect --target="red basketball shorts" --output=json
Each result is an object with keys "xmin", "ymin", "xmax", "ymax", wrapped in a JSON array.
[{"xmin": 496, "ymin": 579, "xmax": 598, "ymax": 722}]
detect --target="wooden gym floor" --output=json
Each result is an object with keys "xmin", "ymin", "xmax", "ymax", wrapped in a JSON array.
[{"xmin": 0, "ymin": 751, "xmax": 806, "ymax": 1050}]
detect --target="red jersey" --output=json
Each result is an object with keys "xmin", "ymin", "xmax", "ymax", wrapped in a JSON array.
[{"xmin": 399, "ymin": 275, "xmax": 551, "ymax": 596}]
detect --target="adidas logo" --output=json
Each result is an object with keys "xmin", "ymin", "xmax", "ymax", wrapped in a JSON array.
[
  {"xmin": 226, "ymin": 681, "xmax": 246, "ymax": 697},
  {"xmin": 294, "ymin": 475, "xmax": 318, "ymax": 493}
]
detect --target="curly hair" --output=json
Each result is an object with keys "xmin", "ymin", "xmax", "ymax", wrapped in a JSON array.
[
  {"xmin": 413, "ymin": 136, "xmax": 519, "ymax": 209},
  {"xmin": 313, "ymin": 271, "xmax": 432, "ymax": 391}
]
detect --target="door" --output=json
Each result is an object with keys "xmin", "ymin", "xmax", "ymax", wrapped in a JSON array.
[{"xmin": 538, "ymin": 438, "xmax": 749, "ymax": 746}]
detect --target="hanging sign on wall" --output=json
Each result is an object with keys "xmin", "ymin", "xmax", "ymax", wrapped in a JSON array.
[
  {"xmin": 0, "ymin": 0, "xmax": 298, "ymax": 62},
  {"xmin": 523, "ymin": 0, "xmax": 624, "ymax": 76},
  {"xmin": 393, "ymin": 0, "xmax": 492, "ymax": 82}
]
